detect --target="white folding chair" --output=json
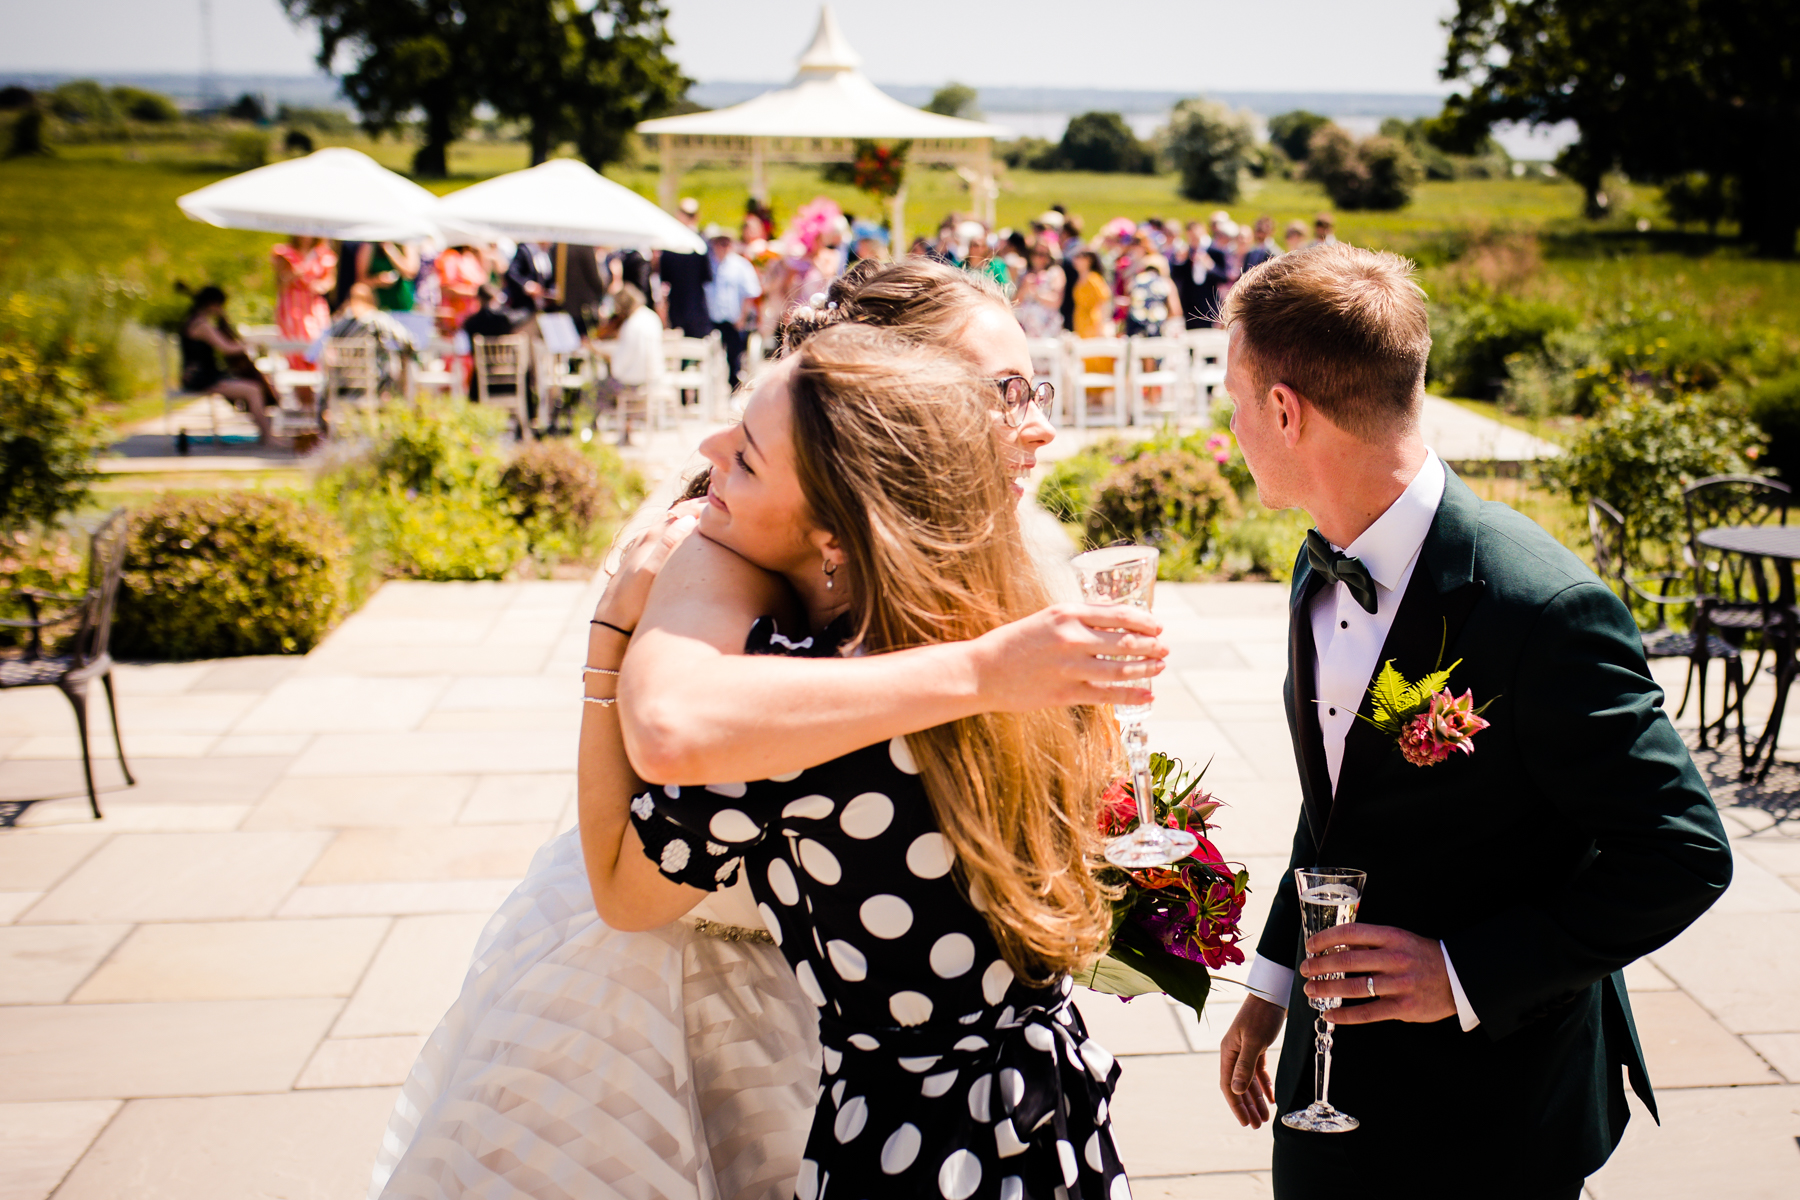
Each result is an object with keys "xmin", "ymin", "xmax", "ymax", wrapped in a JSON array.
[
  {"xmin": 322, "ymin": 335, "xmax": 380, "ymax": 412},
  {"xmin": 1026, "ymin": 337, "xmax": 1067, "ymax": 428},
  {"xmin": 663, "ymin": 333, "xmax": 711, "ymax": 419},
  {"xmin": 472, "ymin": 333, "xmax": 533, "ymax": 442},
  {"xmin": 1065, "ymin": 336, "xmax": 1128, "ymax": 428},
  {"xmin": 1187, "ymin": 328, "xmax": 1230, "ymax": 420},
  {"xmin": 1127, "ymin": 335, "xmax": 1185, "ymax": 426}
]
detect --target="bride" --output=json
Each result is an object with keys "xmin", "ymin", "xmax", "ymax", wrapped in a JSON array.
[{"xmin": 370, "ymin": 262, "xmax": 1165, "ymax": 1200}]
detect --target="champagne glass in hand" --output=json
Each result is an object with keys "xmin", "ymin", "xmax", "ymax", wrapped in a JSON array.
[
  {"xmin": 1073, "ymin": 545, "xmax": 1197, "ymax": 869},
  {"xmin": 1282, "ymin": 867, "xmax": 1366, "ymax": 1134}
]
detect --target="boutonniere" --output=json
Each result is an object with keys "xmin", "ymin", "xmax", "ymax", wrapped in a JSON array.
[{"xmin": 1358, "ymin": 637, "xmax": 1495, "ymax": 766}]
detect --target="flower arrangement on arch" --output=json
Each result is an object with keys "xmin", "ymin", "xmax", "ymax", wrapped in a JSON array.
[
  {"xmin": 1084, "ymin": 754, "xmax": 1249, "ymax": 1020},
  {"xmin": 849, "ymin": 139, "xmax": 908, "ymax": 199}
]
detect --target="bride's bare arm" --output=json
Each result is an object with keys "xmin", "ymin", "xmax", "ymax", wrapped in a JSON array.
[{"xmin": 617, "ymin": 532, "xmax": 1168, "ymax": 786}]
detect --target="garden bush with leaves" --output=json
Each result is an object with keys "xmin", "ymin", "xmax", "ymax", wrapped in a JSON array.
[
  {"xmin": 1427, "ymin": 291, "xmax": 1577, "ymax": 401},
  {"xmin": 0, "ymin": 525, "xmax": 86, "ymax": 651},
  {"xmin": 1084, "ymin": 450, "xmax": 1239, "ymax": 581},
  {"xmin": 0, "ymin": 291, "xmax": 118, "ymax": 534},
  {"xmin": 499, "ymin": 439, "xmax": 643, "ymax": 563},
  {"xmin": 1305, "ymin": 125, "xmax": 1421, "ymax": 211},
  {"xmin": 1539, "ymin": 386, "xmax": 1766, "ymax": 572},
  {"xmin": 113, "ymin": 492, "xmax": 349, "ymax": 659}
]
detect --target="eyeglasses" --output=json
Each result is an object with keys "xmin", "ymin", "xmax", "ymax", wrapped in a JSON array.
[{"xmin": 990, "ymin": 376, "xmax": 1055, "ymax": 427}]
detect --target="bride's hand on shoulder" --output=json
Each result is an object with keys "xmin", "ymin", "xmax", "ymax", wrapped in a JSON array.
[
  {"xmin": 969, "ymin": 602, "xmax": 1167, "ymax": 711},
  {"xmin": 594, "ymin": 501, "xmax": 705, "ymax": 633}
]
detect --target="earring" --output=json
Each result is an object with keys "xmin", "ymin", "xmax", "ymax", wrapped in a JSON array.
[{"xmin": 823, "ymin": 560, "xmax": 837, "ymax": 590}]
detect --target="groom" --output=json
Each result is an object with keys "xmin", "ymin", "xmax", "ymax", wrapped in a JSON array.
[{"xmin": 1212, "ymin": 244, "xmax": 1732, "ymax": 1198}]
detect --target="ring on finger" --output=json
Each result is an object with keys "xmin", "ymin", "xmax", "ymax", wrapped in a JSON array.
[{"xmin": 1364, "ymin": 975, "xmax": 1377, "ymax": 998}]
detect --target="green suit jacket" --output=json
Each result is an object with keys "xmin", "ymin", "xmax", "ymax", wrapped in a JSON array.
[{"xmin": 1259, "ymin": 469, "xmax": 1732, "ymax": 1184}]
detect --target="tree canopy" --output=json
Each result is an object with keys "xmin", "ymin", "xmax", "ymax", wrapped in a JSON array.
[
  {"xmin": 1441, "ymin": 0, "xmax": 1800, "ymax": 257},
  {"xmin": 281, "ymin": 0, "xmax": 686, "ymax": 176},
  {"xmin": 926, "ymin": 83, "xmax": 980, "ymax": 120},
  {"xmin": 1056, "ymin": 112, "xmax": 1155, "ymax": 175}
]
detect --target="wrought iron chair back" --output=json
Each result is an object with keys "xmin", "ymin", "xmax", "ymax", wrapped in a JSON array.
[{"xmin": 1683, "ymin": 474, "xmax": 1791, "ymax": 612}]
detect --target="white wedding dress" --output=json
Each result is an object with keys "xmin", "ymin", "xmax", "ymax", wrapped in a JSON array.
[{"xmin": 370, "ymin": 826, "xmax": 822, "ymax": 1200}]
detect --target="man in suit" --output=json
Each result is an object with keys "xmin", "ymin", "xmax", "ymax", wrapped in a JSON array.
[
  {"xmin": 1213, "ymin": 243, "xmax": 1732, "ymax": 1199},
  {"xmin": 1170, "ymin": 220, "xmax": 1212, "ymax": 330},
  {"xmin": 503, "ymin": 242, "xmax": 554, "ymax": 316},
  {"xmin": 658, "ymin": 197, "xmax": 715, "ymax": 340}
]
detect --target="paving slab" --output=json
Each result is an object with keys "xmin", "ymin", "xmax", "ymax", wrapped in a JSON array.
[
  {"xmin": 14, "ymin": 802, "xmax": 249, "ymax": 832},
  {"xmin": 1587, "ymin": 1087, "xmax": 1800, "ymax": 1200},
  {"xmin": 209, "ymin": 733, "xmax": 314, "ymax": 757},
  {"xmin": 1709, "ymin": 853, "xmax": 1800, "ymax": 914},
  {"xmin": 303, "ymin": 824, "xmax": 554, "ymax": 884},
  {"xmin": 331, "ymin": 911, "xmax": 488, "ymax": 1038},
  {"xmin": 10, "ymin": 733, "xmax": 217, "ymax": 760},
  {"xmin": 458, "ymin": 773, "xmax": 576, "ymax": 824},
  {"xmin": 0, "ymin": 925, "xmax": 132, "ymax": 1004},
  {"xmin": 1624, "ymin": 958, "xmax": 1678, "ymax": 991},
  {"xmin": 0, "ymin": 1099, "xmax": 121, "ymax": 1200},
  {"xmin": 276, "ymin": 879, "xmax": 521, "ymax": 918},
  {"xmin": 23, "ymin": 831, "xmax": 331, "ymax": 924},
  {"xmin": 290, "ymin": 729, "xmax": 574, "ymax": 776},
  {"xmin": 1628, "ymin": 990, "xmax": 1784, "ymax": 1087},
  {"xmin": 189, "ymin": 656, "xmax": 305, "ymax": 692},
  {"xmin": 71, "ymin": 918, "xmax": 390, "ymax": 1003},
  {"xmin": 1130, "ymin": 1175, "xmax": 1274, "ymax": 1200},
  {"xmin": 232, "ymin": 676, "xmax": 449, "ymax": 735},
  {"xmin": 1075, "ymin": 991, "xmax": 1191, "ymax": 1056},
  {"xmin": 52, "ymin": 1087, "xmax": 399, "ymax": 1200},
  {"xmin": 110, "ymin": 662, "xmax": 213, "ymax": 696},
  {"xmin": 294, "ymin": 1035, "xmax": 427, "ymax": 1090},
  {"xmin": 0, "ymin": 892, "xmax": 42, "ymax": 923},
  {"xmin": 1108, "ymin": 1052, "xmax": 1274, "ymax": 1176},
  {"xmin": 0, "ymin": 999, "xmax": 341, "ymax": 1101},
  {"xmin": 1650, "ymin": 910, "xmax": 1800, "ymax": 1034},
  {"xmin": 1742, "ymin": 1032, "xmax": 1800, "ymax": 1084},
  {"xmin": 97, "ymin": 692, "xmax": 261, "ymax": 736},
  {"xmin": 242, "ymin": 774, "xmax": 475, "ymax": 831},
  {"xmin": 0, "ymin": 833, "xmax": 110, "ymax": 891}
]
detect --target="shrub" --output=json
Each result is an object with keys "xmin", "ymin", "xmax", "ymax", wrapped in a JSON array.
[
  {"xmin": 112, "ymin": 86, "xmax": 179, "ymax": 124},
  {"xmin": 1054, "ymin": 112, "xmax": 1155, "ymax": 174},
  {"xmin": 1215, "ymin": 500, "xmax": 1313, "ymax": 581},
  {"xmin": 0, "ymin": 293, "xmax": 114, "ymax": 534},
  {"xmin": 1746, "ymin": 368, "xmax": 1800, "ymax": 487},
  {"xmin": 1307, "ymin": 125, "xmax": 1421, "ymax": 211},
  {"xmin": 4, "ymin": 108, "xmax": 49, "ymax": 158},
  {"xmin": 283, "ymin": 128, "xmax": 315, "ymax": 155},
  {"xmin": 330, "ymin": 484, "xmax": 523, "ymax": 582},
  {"xmin": 1267, "ymin": 110, "xmax": 1331, "ymax": 162},
  {"xmin": 113, "ymin": 493, "xmax": 349, "ymax": 659},
  {"xmin": 1164, "ymin": 99, "xmax": 1257, "ymax": 203},
  {"xmin": 1428, "ymin": 292, "xmax": 1578, "ymax": 400},
  {"xmin": 499, "ymin": 439, "xmax": 642, "ymax": 563},
  {"xmin": 0, "ymin": 525, "xmax": 86, "ymax": 651},
  {"xmin": 1038, "ymin": 438, "xmax": 1133, "ymax": 525},
  {"xmin": 1539, "ymin": 386, "xmax": 1765, "ymax": 571},
  {"xmin": 1086, "ymin": 450, "xmax": 1240, "ymax": 580},
  {"xmin": 225, "ymin": 129, "xmax": 269, "ymax": 169}
]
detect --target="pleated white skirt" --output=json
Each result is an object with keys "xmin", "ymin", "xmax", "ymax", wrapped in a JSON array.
[{"xmin": 371, "ymin": 827, "xmax": 822, "ymax": 1200}]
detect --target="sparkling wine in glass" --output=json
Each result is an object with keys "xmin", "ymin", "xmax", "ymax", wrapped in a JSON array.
[
  {"xmin": 1072, "ymin": 545, "xmax": 1197, "ymax": 869},
  {"xmin": 1282, "ymin": 867, "xmax": 1366, "ymax": 1134}
]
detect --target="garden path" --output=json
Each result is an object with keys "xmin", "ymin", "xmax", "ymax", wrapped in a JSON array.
[{"xmin": 0, "ymin": 567, "xmax": 1795, "ymax": 1198}]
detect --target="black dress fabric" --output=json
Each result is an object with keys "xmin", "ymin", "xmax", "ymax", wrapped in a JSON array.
[{"xmin": 632, "ymin": 617, "xmax": 1130, "ymax": 1200}]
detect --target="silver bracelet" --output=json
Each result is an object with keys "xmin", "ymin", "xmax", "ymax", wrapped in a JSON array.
[
  {"xmin": 582, "ymin": 695, "xmax": 618, "ymax": 707},
  {"xmin": 582, "ymin": 665, "xmax": 620, "ymax": 677}
]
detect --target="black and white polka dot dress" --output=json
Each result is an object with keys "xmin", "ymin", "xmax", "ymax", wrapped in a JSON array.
[{"xmin": 631, "ymin": 618, "xmax": 1130, "ymax": 1200}]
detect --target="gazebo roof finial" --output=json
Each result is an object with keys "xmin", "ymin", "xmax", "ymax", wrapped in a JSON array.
[{"xmin": 794, "ymin": 5, "xmax": 862, "ymax": 81}]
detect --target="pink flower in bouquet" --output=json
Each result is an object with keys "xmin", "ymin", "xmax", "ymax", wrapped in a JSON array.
[{"xmin": 1398, "ymin": 688, "xmax": 1490, "ymax": 767}]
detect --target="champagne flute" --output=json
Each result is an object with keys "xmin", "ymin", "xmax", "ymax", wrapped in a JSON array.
[
  {"xmin": 1282, "ymin": 867, "xmax": 1366, "ymax": 1134},
  {"xmin": 1072, "ymin": 545, "xmax": 1198, "ymax": 869}
]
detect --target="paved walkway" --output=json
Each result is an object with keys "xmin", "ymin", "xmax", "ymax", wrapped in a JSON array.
[{"xmin": 2, "ymin": 564, "xmax": 1796, "ymax": 1197}]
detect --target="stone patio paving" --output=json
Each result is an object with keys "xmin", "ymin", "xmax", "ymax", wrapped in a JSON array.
[{"xmin": 3, "ymin": 567, "xmax": 1796, "ymax": 1198}]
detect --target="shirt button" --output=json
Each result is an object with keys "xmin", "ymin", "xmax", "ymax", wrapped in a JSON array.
[
  {"xmin": 1328, "ymin": 707, "xmax": 1337, "ymax": 716},
  {"xmin": 1340, "ymin": 620, "xmax": 1348, "ymax": 629}
]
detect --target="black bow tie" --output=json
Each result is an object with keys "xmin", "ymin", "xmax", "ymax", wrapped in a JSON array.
[{"xmin": 1305, "ymin": 530, "xmax": 1378, "ymax": 615}]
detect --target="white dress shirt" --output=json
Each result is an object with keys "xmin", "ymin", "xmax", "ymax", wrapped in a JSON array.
[
  {"xmin": 608, "ymin": 306, "xmax": 665, "ymax": 387},
  {"xmin": 1242, "ymin": 451, "xmax": 1481, "ymax": 1031}
]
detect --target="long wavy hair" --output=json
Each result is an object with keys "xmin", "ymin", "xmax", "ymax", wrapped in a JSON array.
[{"xmin": 788, "ymin": 324, "xmax": 1117, "ymax": 982}]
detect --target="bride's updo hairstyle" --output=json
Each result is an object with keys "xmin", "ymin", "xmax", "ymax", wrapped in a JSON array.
[
  {"xmin": 777, "ymin": 257, "xmax": 1010, "ymax": 356},
  {"xmin": 787, "ymin": 323, "xmax": 1116, "ymax": 982}
]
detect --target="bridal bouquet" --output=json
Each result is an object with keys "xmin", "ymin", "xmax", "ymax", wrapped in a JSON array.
[{"xmin": 1083, "ymin": 754, "xmax": 1248, "ymax": 1019}]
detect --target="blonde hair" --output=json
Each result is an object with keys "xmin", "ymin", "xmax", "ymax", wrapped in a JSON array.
[
  {"xmin": 1220, "ymin": 241, "xmax": 1430, "ymax": 440},
  {"xmin": 789, "ymin": 324, "xmax": 1117, "ymax": 981}
]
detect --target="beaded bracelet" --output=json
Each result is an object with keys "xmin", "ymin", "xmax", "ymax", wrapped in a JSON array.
[
  {"xmin": 582, "ymin": 666, "xmax": 620, "ymax": 677},
  {"xmin": 582, "ymin": 696, "xmax": 618, "ymax": 707}
]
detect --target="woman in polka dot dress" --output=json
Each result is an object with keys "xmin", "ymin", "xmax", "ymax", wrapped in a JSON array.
[{"xmin": 592, "ymin": 327, "xmax": 1134, "ymax": 1200}]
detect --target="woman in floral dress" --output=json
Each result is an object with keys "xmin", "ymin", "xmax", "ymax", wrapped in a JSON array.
[{"xmin": 271, "ymin": 235, "xmax": 336, "ymax": 367}]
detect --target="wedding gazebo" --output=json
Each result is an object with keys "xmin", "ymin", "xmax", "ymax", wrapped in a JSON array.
[{"xmin": 637, "ymin": 5, "xmax": 1009, "ymax": 245}]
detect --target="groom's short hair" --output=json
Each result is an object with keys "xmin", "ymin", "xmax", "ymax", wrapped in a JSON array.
[{"xmin": 1221, "ymin": 243, "xmax": 1430, "ymax": 441}]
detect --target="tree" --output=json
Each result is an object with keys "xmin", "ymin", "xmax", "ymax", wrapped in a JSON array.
[
  {"xmin": 1057, "ymin": 112, "xmax": 1155, "ymax": 174},
  {"xmin": 112, "ymin": 87, "xmax": 180, "ymax": 123},
  {"xmin": 1307, "ymin": 125, "xmax": 1421, "ymax": 211},
  {"xmin": 225, "ymin": 93, "xmax": 268, "ymax": 123},
  {"xmin": 1267, "ymin": 110, "xmax": 1331, "ymax": 162},
  {"xmin": 926, "ymin": 82, "xmax": 980, "ymax": 120},
  {"xmin": 282, "ymin": 0, "xmax": 482, "ymax": 177},
  {"xmin": 1442, "ymin": 0, "xmax": 1800, "ymax": 257},
  {"xmin": 1164, "ymin": 99, "xmax": 1257, "ymax": 201},
  {"xmin": 560, "ymin": 1, "xmax": 688, "ymax": 170}
]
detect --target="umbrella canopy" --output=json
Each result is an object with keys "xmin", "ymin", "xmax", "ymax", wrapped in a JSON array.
[
  {"xmin": 436, "ymin": 159, "xmax": 706, "ymax": 252},
  {"xmin": 177, "ymin": 147, "xmax": 473, "ymax": 243}
]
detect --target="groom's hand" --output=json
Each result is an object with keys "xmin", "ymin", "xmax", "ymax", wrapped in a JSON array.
[
  {"xmin": 1218, "ymin": 994, "xmax": 1285, "ymax": 1128},
  {"xmin": 1300, "ymin": 923, "xmax": 1457, "ymax": 1025}
]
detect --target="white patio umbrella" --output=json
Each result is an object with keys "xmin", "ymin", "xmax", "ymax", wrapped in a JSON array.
[
  {"xmin": 436, "ymin": 158, "xmax": 706, "ymax": 252},
  {"xmin": 176, "ymin": 146, "xmax": 486, "ymax": 244}
]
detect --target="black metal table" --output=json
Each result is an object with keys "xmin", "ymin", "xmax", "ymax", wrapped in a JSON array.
[{"xmin": 1695, "ymin": 525, "xmax": 1800, "ymax": 778}]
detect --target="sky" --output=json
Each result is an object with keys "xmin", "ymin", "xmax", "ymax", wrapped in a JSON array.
[{"xmin": 0, "ymin": 0, "xmax": 1463, "ymax": 94}]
